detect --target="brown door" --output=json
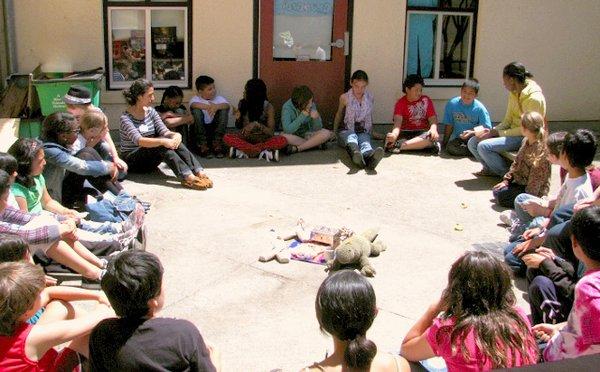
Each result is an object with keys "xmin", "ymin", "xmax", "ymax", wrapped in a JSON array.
[{"xmin": 259, "ymin": 0, "xmax": 350, "ymax": 128}]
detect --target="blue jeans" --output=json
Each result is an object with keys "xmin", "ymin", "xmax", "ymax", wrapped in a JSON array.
[
  {"xmin": 467, "ymin": 135, "xmax": 523, "ymax": 176},
  {"xmin": 338, "ymin": 130, "xmax": 373, "ymax": 155}
]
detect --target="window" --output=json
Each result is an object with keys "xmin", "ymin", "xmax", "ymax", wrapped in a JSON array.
[
  {"xmin": 404, "ymin": 0, "xmax": 477, "ymax": 86},
  {"xmin": 103, "ymin": 0, "xmax": 192, "ymax": 89}
]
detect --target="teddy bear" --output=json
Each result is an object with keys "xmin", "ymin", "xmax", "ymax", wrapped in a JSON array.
[{"xmin": 325, "ymin": 228, "xmax": 387, "ymax": 277}]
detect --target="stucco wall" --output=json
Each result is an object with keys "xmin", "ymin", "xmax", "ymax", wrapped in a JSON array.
[{"xmin": 11, "ymin": 0, "xmax": 600, "ymax": 127}]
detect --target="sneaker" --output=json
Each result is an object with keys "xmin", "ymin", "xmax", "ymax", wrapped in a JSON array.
[
  {"xmin": 431, "ymin": 141, "xmax": 442, "ymax": 156},
  {"xmin": 273, "ymin": 149, "xmax": 280, "ymax": 162},
  {"xmin": 259, "ymin": 149, "xmax": 274, "ymax": 162},
  {"xmin": 499, "ymin": 210, "xmax": 516, "ymax": 226},
  {"xmin": 136, "ymin": 224, "xmax": 148, "ymax": 251},
  {"xmin": 235, "ymin": 149, "xmax": 249, "ymax": 159},
  {"xmin": 366, "ymin": 147, "xmax": 385, "ymax": 170},
  {"xmin": 229, "ymin": 147, "xmax": 236, "ymax": 159},
  {"xmin": 351, "ymin": 149, "xmax": 365, "ymax": 168}
]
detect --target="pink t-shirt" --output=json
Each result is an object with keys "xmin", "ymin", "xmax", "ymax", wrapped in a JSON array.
[
  {"xmin": 426, "ymin": 307, "xmax": 537, "ymax": 371},
  {"xmin": 544, "ymin": 268, "xmax": 600, "ymax": 361},
  {"xmin": 0, "ymin": 322, "xmax": 58, "ymax": 372},
  {"xmin": 393, "ymin": 95, "xmax": 437, "ymax": 132}
]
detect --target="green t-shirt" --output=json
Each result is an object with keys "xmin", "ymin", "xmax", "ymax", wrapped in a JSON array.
[{"xmin": 11, "ymin": 174, "xmax": 45, "ymax": 213}]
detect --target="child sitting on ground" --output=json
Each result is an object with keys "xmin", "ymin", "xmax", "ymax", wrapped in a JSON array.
[
  {"xmin": 303, "ymin": 270, "xmax": 410, "ymax": 372},
  {"xmin": 492, "ymin": 111, "xmax": 550, "ymax": 208},
  {"xmin": 0, "ymin": 261, "xmax": 112, "ymax": 370},
  {"xmin": 0, "ymin": 169, "xmax": 107, "ymax": 284},
  {"xmin": 333, "ymin": 70, "xmax": 385, "ymax": 170},
  {"xmin": 64, "ymin": 85, "xmax": 128, "ymax": 175},
  {"xmin": 441, "ymin": 79, "xmax": 492, "ymax": 157},
  {"xmin": 401, "ymin": 251, "xmax": 538, "ymax": 371},
  {"xmin": 533, "ymin": 206, "xmax": 600, "ymax": 361},
  {"xmin": 385, "ymin": 74, "xmax": 440, "ymax": 155},
  {"xmin": 155, "ymin": 86, "xmax": 196, "ymax": 151},
  {"xmin": 281, "ymin": 85, "xmax": 333, "ymax": 154},
  {"xmin": 89, "ymin": 250, "xmax": 221, "ymax": 371},
  {"xmin": 223, "ymin": 78, "xmax": 287, "ymax": 161},
  {"xmin": 190, "ymin": 75, "xmax": 230, "ymax": 158},
  {"xmin": 504, "ymin": 129, "xmax": 597, "ymax": 274}
]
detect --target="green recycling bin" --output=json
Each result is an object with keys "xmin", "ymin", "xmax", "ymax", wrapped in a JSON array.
[{"xmin": 32, "ymin": 72, "xmax": 103, "ymax": 115}]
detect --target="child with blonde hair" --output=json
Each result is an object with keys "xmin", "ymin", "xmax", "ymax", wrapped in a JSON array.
[{"xmin": 492, "ymin": 111, "xmax": 551, "ymax": 208}]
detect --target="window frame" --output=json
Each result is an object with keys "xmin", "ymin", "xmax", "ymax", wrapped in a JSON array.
[
  {"xmin": 404, "ymin": 2, "xmax": 478, "ymax": 87},
  {"xmin": 102, "ymin": 0, "xmax": 193, "ymax": 90}
]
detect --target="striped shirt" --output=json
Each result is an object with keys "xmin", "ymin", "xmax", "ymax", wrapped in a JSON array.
[
  {"xmin": 0, "ymin": 206, "xmax": 61, "ymax": 247},
  {"xmin": 119, "ymin": 107, "xmax": 170, "ymax": 155}
]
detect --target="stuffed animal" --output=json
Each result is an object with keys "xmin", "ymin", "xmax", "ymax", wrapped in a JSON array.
[{"xmin": 325, "ymin": 228, "xmax": 386, "ymax": 277}]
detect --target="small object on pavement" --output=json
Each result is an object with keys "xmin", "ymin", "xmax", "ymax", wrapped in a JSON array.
[{"xmin": 454, "ymin": 223, "xmax": 464, "ymax": 231}]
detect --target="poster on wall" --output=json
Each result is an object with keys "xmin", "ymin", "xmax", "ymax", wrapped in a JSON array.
[{"xmin": 274, "ymin": 0, "xmax": 333, "ymax": 16}]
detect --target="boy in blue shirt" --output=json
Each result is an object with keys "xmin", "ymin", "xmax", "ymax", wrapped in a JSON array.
[{"xmin": 442, "ymin": 79, "xmax": 492, "ymax": 157}]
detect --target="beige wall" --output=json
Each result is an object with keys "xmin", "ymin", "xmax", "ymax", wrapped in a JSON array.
[
  {"xmin": 351, "ymin": 0, "xmax": 407, "ymax": 123},
  {"xmin": 11, "ymin": 0, "xmax": 600, "ymax": 127},
  {"xmin": 474, "ymin": 0, "xmax": 600, "ymax": 122}
]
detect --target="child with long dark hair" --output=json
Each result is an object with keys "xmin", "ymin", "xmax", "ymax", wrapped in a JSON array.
[
  {"xmin": 401, "ymin": 251, "xmax": 538, "ymax": 371},
  {"xmin": 303, "ymin": 270, "xmax": 410, "ymax": 372},
  {"xmin": 223, "ymin": 78, "xmax": 287, "ymax": 160}
]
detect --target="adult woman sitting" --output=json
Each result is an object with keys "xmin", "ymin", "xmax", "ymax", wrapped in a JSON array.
[
  {"xmin": 468, "ymin": 62, "xmax": 546, "ymax": 177},
  {"xmin": 41, "ymin": 112, "xmax": 121, "ymax": 209},
  {"xmin": 119, "ymin": 79, "xmax": 212, "ymax": 190}
]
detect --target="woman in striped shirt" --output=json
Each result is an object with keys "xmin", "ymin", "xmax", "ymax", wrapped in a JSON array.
[{"xmin": 120, "ymin": 79, "xmax": 212, "ymax": 190}]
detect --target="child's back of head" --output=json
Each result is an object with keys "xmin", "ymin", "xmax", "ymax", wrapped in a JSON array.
[
  {"xmin": 441, "ymin": 251, "xmax": 537, "ymax": 368},
  {"xmin": 0, "ymin": 262, "xmax": 45, "ymax": 336},
  {"xmin": 0, "ymin": 152, "xmax": 17, "ymax": 176},
  {"xmin": 572, "ymin": 206, "xmax": 600, "ymax": 263},
  {"xmin": 562, "ymin": 129, "xmax": 597, "ymax": 170},
  {"xmin": 546, "ymin": 131, "xmax": 567, "ymax": 158},
  {"xmin": 316, "ymin": 270, "xmax": 377, "ymax": 370},
  {"xmin": 101, "ymin": 250, "xmax": 163, "ymax": 319},
  {"xmin": 0, "ymin": 234, "xmax": 29, "ymax": 263}
]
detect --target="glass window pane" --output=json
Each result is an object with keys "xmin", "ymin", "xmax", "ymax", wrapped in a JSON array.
[
  {"xmin": 111, "ymin": 9, "xmax": 146, "ymax": 81},
  {"xmin": 406, "ymin": 13, "xmax": 437, "ymax": 78},
  {"xmin": 439, "ymin": 15, "xmax": 470, "ymax": 79},
  {"xmin": 407, "ymin": 0, "xmax": 438, "ymax": 8},
  {"xmin": 273, "ymin": 0, "xmax": 334, "ymax": 61},
  {"xmin": 151, "ymin": 9, "xmax": 186, "ymax": 81}
]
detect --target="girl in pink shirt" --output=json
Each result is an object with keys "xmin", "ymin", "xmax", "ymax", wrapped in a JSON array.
[{"xmin": 401, "ymin": 251, "xmax": 538, "ymax": 371}]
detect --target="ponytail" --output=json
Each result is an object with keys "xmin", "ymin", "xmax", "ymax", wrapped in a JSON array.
[{"xmin": 344, "ymin": 334, "xmax": 377, "ymax": 369}]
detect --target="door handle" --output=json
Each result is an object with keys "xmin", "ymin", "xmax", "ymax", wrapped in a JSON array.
[{"xmin": 330, "ymin": 32, "xmax": 350, "ymax": 56}]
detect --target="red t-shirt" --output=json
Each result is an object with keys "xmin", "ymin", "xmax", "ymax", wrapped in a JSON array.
[
  {"xmin": 393, "ymin": 95, "xmax": 437, "ymax": 131},
  {"xmin": 0, "ymin": 322, "xmax": 58, "ymax": 372}
]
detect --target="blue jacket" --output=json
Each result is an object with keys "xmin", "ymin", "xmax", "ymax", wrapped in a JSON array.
[{"xmin": 42, "ymin": 142, "xmax": 109, "ymax": 202}]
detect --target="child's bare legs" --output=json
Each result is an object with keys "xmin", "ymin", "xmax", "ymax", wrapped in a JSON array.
[
  {"xmin": 46, "ymin": 241, "xmax": 103, "ymax": 279},
  {"xmin": 67, "ymin": 240, "xmax": 104, "ymax": 268},
  {"xmin": 400, "ymin": 135, "xmax": 435, "ymax": 151},
  {"xmin": 282, "ymin": 129, "xmax": 332, "ymax": 152},
  {"xmin": 36, "ymin": 300, "xmax": 92, "ymax": 357}
]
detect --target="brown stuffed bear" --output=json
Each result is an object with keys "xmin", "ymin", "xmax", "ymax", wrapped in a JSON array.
[{"xmin": 325, "ymin": 228, "xmax": 386, "ymax": 277}]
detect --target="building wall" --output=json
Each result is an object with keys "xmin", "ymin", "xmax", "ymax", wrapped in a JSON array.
[{"xmin": 11, "ymin": 0, "xmax": 600, "ymax": 128}]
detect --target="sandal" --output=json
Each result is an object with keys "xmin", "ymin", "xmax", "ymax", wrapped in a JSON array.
[
  {"xmin": 181, "ymin": 178, "xmax": 208, "ymax": 190},
  {"xmin": 195, "ymin": 175, "xmax": 213, "ymax": 188}
]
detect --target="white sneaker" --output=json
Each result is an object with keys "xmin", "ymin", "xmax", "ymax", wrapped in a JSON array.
[
  {"xmin": 258, "ymin": 149, "xmax": 273, "ymax": 162},
  {"xmin": 228, "ymin": 147, "xmax": 235, "ymax": 159},
  {"xmin": 235, "ymin": 149, "xmax": 248, "ymax": 159},
  {"xmin": 499, "ymin": 210, "xmax": 516, "ymax": 226},
  {"xmin": 273, "ymin": 149, "xmax": 279, "ymax": 162}
]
